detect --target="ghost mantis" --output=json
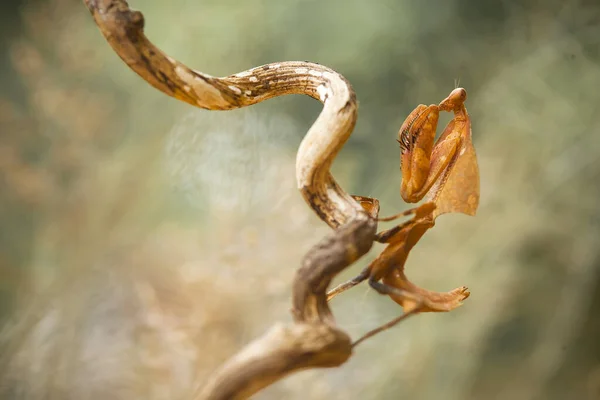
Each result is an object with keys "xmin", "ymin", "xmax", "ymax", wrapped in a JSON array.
[{"xmin": 330, "ymin": 88, "xmax": 480, "ymax": 345}]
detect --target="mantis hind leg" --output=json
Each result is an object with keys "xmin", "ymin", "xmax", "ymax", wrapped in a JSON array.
[
  {"xmin": 339, "ymin": 277, "xmax": 425, "ymax": 346},
  {"xmin": 368, "ymin": 277, "xmax": 419, "ymax": 300},
  {"xmin": 352, "ymin": 305, "xmax": 423, "ymax": 347},
  {"xmin": 377, "ymin": 207, "xmax": 421, "ymax": 222},
  {"xmin": 376, "ymin": 202, "xmax": 436, "ymax": 243},
  {"xmin": 326, "ymin": 267, "xmax": 370, "ymax": 301}
]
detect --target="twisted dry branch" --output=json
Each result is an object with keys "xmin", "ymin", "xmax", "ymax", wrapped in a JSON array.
[
  {"xmin": 82, "ymin": 1, "xmax": 392, "ymax": 399},
  {"xmin": 83, "ymin": 0, "xmax": 365, "ymax": 229}
]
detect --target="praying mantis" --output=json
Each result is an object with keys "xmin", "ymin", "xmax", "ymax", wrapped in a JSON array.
[{"xmin": 329, "ymin": 88, "xmax": 480, "ymax": 343}]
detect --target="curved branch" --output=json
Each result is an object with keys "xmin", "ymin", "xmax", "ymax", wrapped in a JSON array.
[
  {"xmin": 195, "ymin": 324, "xmax": 353, "ymax": 400},
  {"xmin": 83, "ymin": 0, "xmax": 364, "ymax": 228},
  {"xmin": 81, "ymin": 1, "xmax": 389, "ymax": 398}
]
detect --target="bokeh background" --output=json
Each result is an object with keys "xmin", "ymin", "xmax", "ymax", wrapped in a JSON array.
[{"xmin": 1, "ymin": 0, "xmax": 600, "ymax": 399}]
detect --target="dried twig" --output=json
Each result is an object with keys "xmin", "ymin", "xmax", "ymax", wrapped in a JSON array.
[{"xmin": 82, "ymin": 1, "xmax": 392, "ymax": 398}]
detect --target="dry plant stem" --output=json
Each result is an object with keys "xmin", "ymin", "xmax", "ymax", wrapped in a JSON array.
[
  {"xmin": 81, "ymin": 1, "xmax": 403, "ymax": 399},
  {"xmin": 83, "ymin": 0, "xmax": 365, "ymax": 229},
  {"xmin": 196, "ymin": 216, "xmax": 377, "ymax": 400},
  {"xmin": 196, "ymin": 325, "xmax": 351, "ymax": 400}
]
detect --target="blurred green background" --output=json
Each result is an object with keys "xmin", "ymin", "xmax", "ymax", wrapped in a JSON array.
[{"xmin": 1, "ymin": 0, "xmax": 600, "ymax": 399}]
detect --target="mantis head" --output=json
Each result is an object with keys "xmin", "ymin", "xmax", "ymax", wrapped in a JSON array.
[{"xmin": 439, "ymin": 88, "xmax": 467, "ymax": 112}]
